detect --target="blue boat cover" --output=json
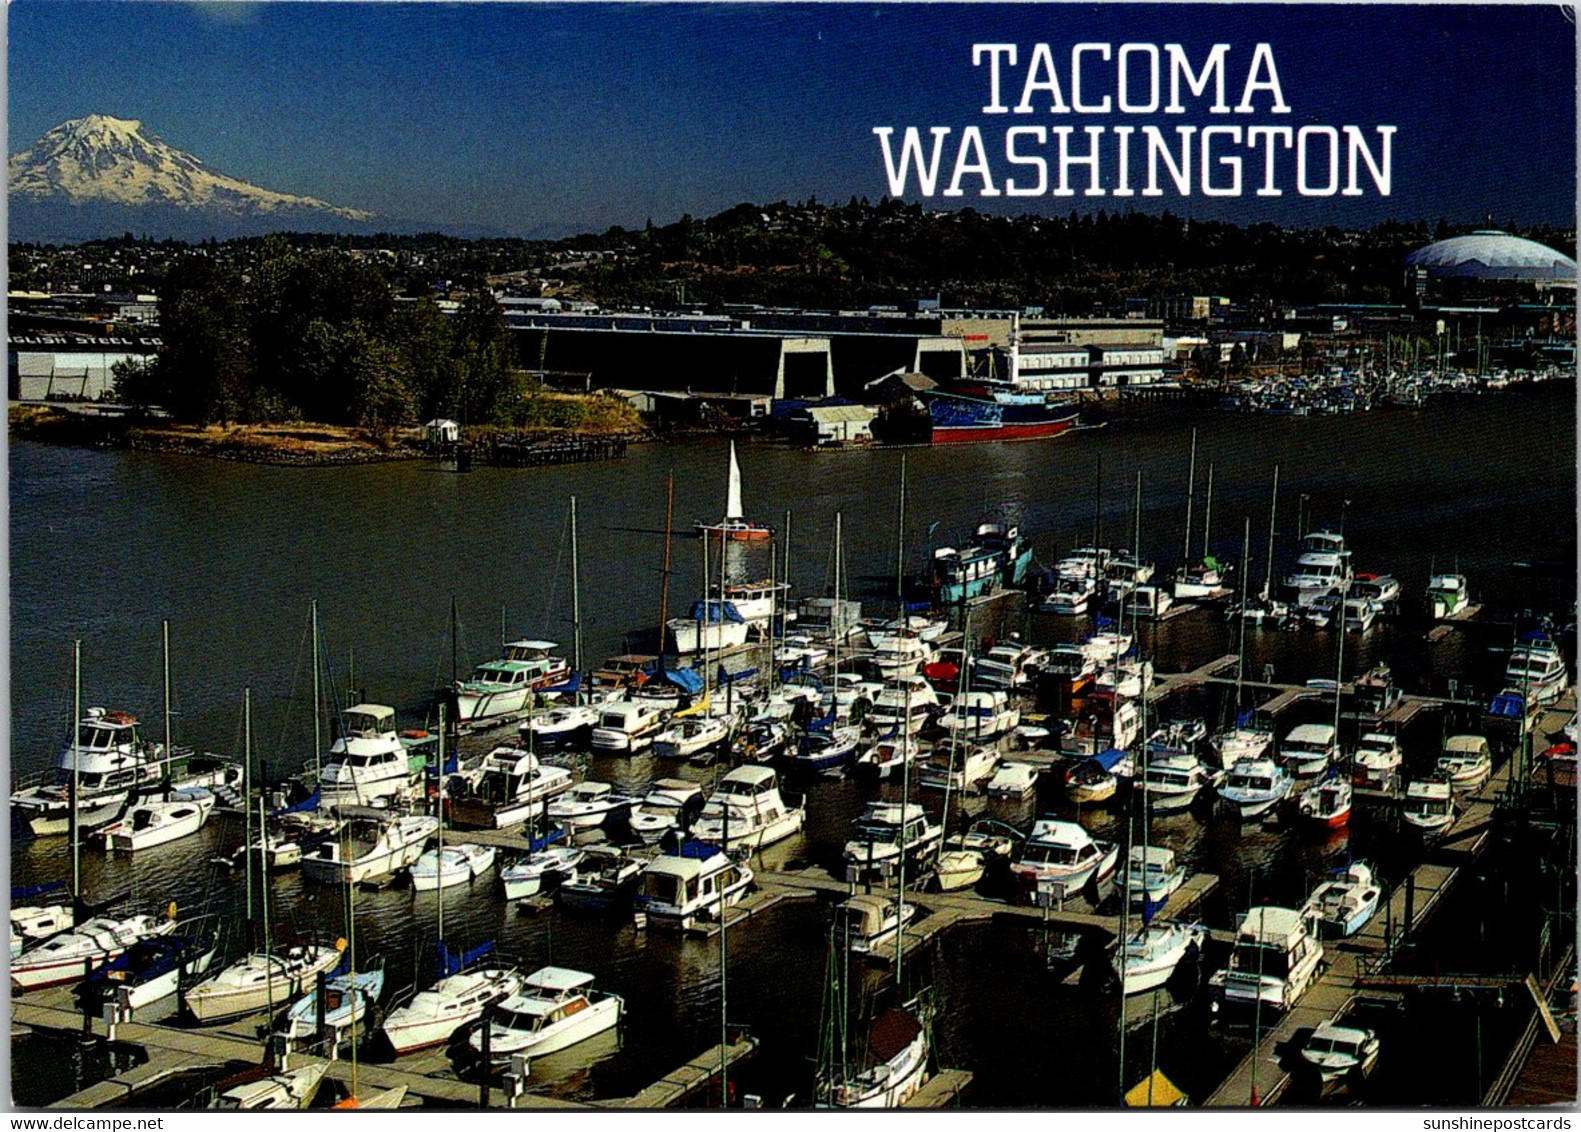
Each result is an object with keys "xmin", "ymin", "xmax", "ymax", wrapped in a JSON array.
[
  {"xmin": 1094, "ymin": 614, "xmax": 1116, "ymax": 630},
  {"xmin": 718, "ymin": 667, "xmax": 757, "ymax": 685},
  {"xmin": 687, "ymin": 600, "xmax": 746, "ymax": 624},
  {"xmin": 425, "ymin": 752, "xmax": 459, "ymax": 779},
  {"xmin": 806, "ymin": 706, "xmax": 837, "ymax": 732},
  {"xmin": 12, "ymin": 880, "xmax": 67, "ymax": 901},
  {"xmin": 656, "ymin": 667, "xmax": 705, "ymax": 694},
  {"xmin": 273, "ymin": 789, "xmax": 322, "ymax": 817},
  {"xmin": 437, "ymin": 939, "xmax": 497, "ymax": 978},
  {"xmin": 525, "ymin": 826, "xmax": 567, "ymax": 853},
  {"xmin": 676, "ymin": 840, "xmax": 720, "ymax": 860},
  {"xmin": 1082, "ymin": 748, "xmax": 1127, "ymax": 772},
  {"xmin": 1487, "ymin": 692, "xmax": 1525, "ymax": 718},
  {"xmin": 904, "ymin": 601, "xmax": 932, "ymax": 613},
  {"xmin": 540, "ymin": 671, "xmax": 582, "ymax": 695}
]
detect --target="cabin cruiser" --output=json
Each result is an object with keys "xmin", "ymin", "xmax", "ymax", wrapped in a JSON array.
[
  {"xmin": 917, "ymin": 743, "xmax": 998, "ymax": 793},
  {"xmin": 834, "ymin": 895, "xmax": 916, "ymax": 955},
  {"xmin": 1426, "ymin": 573, "xmax": 1470, "ymax": 619},
  {"xmin": 1212, "ymin": 716, "xmax": 1275, "ymax": 770},
  {"xmin": 1053, "ymin": 546, "xmax": 1112, "ymax": 582},
  {"xmin": 843, "ymin": 802, "xmax": 942, "ymax": 884},
  {"xmin": 1352, "ymin": 731, "xmax": 1404, "ymax": 790},
  {"xmin": 1081, "ymin": 630, "xmax": 1135, "ymax": 665},
  {"xmin": 1125, "ymin": 846, "xmax": 1186, "ymax": 912},
  {"xmin": 76, "ymin": 930, "xmax": 218, "ymax": 1015},
  {"xmin": 1342, "ymin": 596, "xmax": 1378, "ymax": 633},
  {"xmin": 12, "ymin": 912, "xmax": 176, "ymax": 992},
  {"xmin": 589, "ymin": 700, "xmax": 669, "ymax": 753},
  {"xmin": 10, "ymin": 903, "xmax": 73, "ymax": 961},
  {"xmin": 985, "ymin": 760, "xmax": 1039, "ymax": 798},
  {"xmin": 1106, "ymin": 549, "xmax": 1156, "ymax": 589},
  {"xmin": 1122, "ymin": 584, "xmax": 1174, "ymax": 621},
  {"xmin": 871, "ymin": 634, "xmax": 939, "ymax": 680},
  {"xmin": 453, "ymin": 640, "xmax": 570, "ymax": 724},
  {"xmin": 102, "ymin": 788, "xmax": 215, "ymax": 852},
  {"xmin": 1351, "ymin": 663, "xmax": 1403, "ymax": 723},
  {"xmin": 627, "ymin": 780, "xmax": 704, "ymax": 843},
  {"xmin": 1401, "ymin": 777, "xmax": 1456, "ymax": 833},
  {"xmin": 411, "ymin": 844, "xmax": 498, "ymax": 892},
  {"xmin": 1095, "ymin": 658, "xmax": 1155, "ymax": 700},
  {"xmin": 1113, "ymin": 921, "xmax": 1207, "ymax": 995},
  {"xmin": 302, "ymin": 809, "xmax": 437, "ymax": 885},
  {"xmin": 546, "ymin": 781, "xmax": 637, "ymax": 830},
  {"xmin": 1300, "ymin": 1020, "xmax": 1381, "ymax": 1083},
  {"xmin": 1009, "ymin": 818, "xmax": 1119, "ymax": 904},
  {"xmin": 1282, "ymin": 531, "xmax": 1353, "ymax": 607},
  {"xmin": 185, "ymin": 943, "xmax": 345, "ymax": 1022},
  {"xmin": 635, "ymin": 843, "xmax": 753, "ymax": 930},
  {"xmin": 972, "ymin": 642, "xmax": 1043, "ymax": 690},
  {"xmin": 592, "ymin": 654, "xmax": 658, "ymax": 690},
  {"xmin": 864, "ymin": 614, "xmax": 947, "ymax": 650},
  {"xmin": 691, "ymin": 765, "xmax": 805, "ymax": 851},
  {"xmin": 779, "ymin": 634, "xmax": 831, "ymax": 669},
  {"xmin": 319, "ymin": 705, "xmax": 420, "ymax": 808},
  {"xmin": 1304, "ymin": 862, "xmax": 1381, "ymax": 939},
  {"xmin": 1138, "ymin": 752, "xmax": 1218, "ymax": 814},
  {"xmin": 469, "ymin": 967, "xmax": 624, "ymax": 1068},
  {"xmin": 1062, "ymin": 697, "xmax": 1141, "ymax": 758},
  {"xmin": 11, "ymin": 707, "xmax": 232, "ymax": 837},
  {"xmin": 1217, "ymin": 758, "xmax": 1293, "ymax": 821},
  {"xmin": 382, "ymin": 950, "xmax": 524, "ymax": 1055},
  {"xmin": 865, "ymin": 675, "xmax": 939, "ymax": 737},
  {"xmin": 1209, "ymin": 906, "xmax": 1324, "ymax": 1013},
  {"xmin": 523, "ymin": 703, "xmax": 600, "ymax": 747},
  {"xmin": 732, "ymin": 719, "xmax": 794, "ymax": 764},
  {"xmin": 1505, "ymin": 634, "xmax": 1569, "ymax": 704},
  {"xmin": 715, "ymin": 578, "xmax": 790, "ymax": 632},
  {"xmin": 667, "ymin": 599, "xmax": 750, "ymax": 656},
  {"xmin": 1277, "ymin": 723, "xmax": 1338, "ymax": 779},
  {"xmin": 1485, "ymin": 688, "xmax": 1542, "ymax": 737},
  {"xmin": 853, "ymin": 733, "xmax": 925, "ymax": 781},
  {"xmin": 448, "ymin": 748, "xmax": 575, "ymax": 829},
  {"xmin": 1437, "ymin": 734, "xmax": 1493, "ymax": 792},
  {"xmin": 1043, "ymin": 642, "xmax": 1099, "ymax": 688},
  {"xmin": 557, "ymin": 847, "xmax": 647, "ymax": 914},
  {"xmin": 1173, "ymin": 556, "xmax": 1229, "ymax": 600},
  {"xmin": 1350, "ymin": 573, "xmax": 1400, "ymax": 610},
  {"xmin": 1041, "ymin": 573, "xmax": 1099, "ymax": 615},
  {"xmin": 216, "ymin": 809, "xmax": 342, "ymax": 872},
  {"xmin": 281, "ymin": 963, "xmax": 385, "ymax": 1041},
  {"xmin": 1297, "ymin": 776, "xmax": 1352, "ymax": 828}
]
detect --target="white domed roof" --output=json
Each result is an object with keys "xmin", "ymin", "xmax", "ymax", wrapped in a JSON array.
[{"xmin": 1405, "ymin": 231, "xmax": 1576, "ymax": 280}]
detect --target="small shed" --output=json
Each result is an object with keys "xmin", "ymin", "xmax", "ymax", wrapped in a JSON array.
[
  {"xmin": 794, "ymin": 403, "xmax": 876, "ymax": 447},
  {"xmin": 425, "ymin": 419, "xmax": 461, "ymax": 445}
]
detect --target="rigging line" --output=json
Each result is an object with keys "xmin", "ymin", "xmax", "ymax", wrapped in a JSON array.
[{"xmin": 272, "ymin": 613, "xmax": 313, "ymax": 763}]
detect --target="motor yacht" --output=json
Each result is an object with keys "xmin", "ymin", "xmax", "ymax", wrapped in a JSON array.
[
  {"xmin": 1401, "ymin": 777, "xmax": 1456, "ymax": 833},
  {"xmin": 545, "ymin": 781, "xmax": 636, "ymax": 830},
  {"xmin": 1216, "ymin": 758, "xmax": 1293, "ymax": 821},
  {"xmin": 1303, "ymin": 862, "xmax": 1381, "ymax": 939},
  {"xmin": 690, "ymin": 765, "xmax": 805, "ymax": 851},
  {"xmin": 500, "ymin": 845, "xmax": 585, "ymax": 901},
  {"xmin": 589, "ymin": 700, "xmax": 670, "ymax": 753},
  {"xmin": 523, "ymin": 704, "xmax": 600, "ymax": 748},
  {"xmin": 318, "ymin": 705, "xmax": 425, "ymax": 809},
  {"xmin": 1300, "ymin": 1020, "xmax": 1380, "ymax": 1084},
  {"xmin": 635, "ymin": 843, "xmax": 753, "ymax": 930},
  {"xmin": 1352, "ymin": 731, "xmax": 1404, "ymax": 790},
  {"xmin": 1009, "ymin": 818, "xmax": 1119, "ymax": 904},
  {"xmin": 1138, "ymin": 752, "xmax": 1218, "ymax": 814},
  {"xmin": 301, "ymin": 809, "xmax": 438, "ymax": 886},
  {"xmin": 1505, "ymin": 635, "xmax": 1569, "ymax": 704},
  {"xmin": 938, "ymin": 690, "xmax": 1020, "ymax": 742},
  {"xmin": 627, "ymin": 779, "xmax": 704, "ymax": 844},
  {"xmin": 1436, "ymin": 734, "xmax": 1493, "ymax": 792},
  {"xmin": 1426, "ymin": 573, "xmax": 1470, "ymax": 619},
  {"xmin": 1277, "ymin": 723, "xmax": 1338, "ymax": 779},
  {"xmin": 447, "ymin": 748, "xmax": 575, "ymax": 830},
  {"xmin": 1209, "ymin": 906, "xmax": 1324, "ymax": 1013},
  {"xmin": 1113, "ymin": 921, "xmax": 1207, "ymax": 995},
  {"xmin": 1282, "ymin": 531, "xmax": 1353, "ymax": 608},
  {"xmin": 652, "ymin": 715, "xmax": 732, "ymax": 761},
  {"xmin": 453, "ymin": 640, "xmax": 569, "ymax": 724},
  {"xmin": 843, "ymin": 802, "xmax": 942, "ymax": 884},
  {"xmin": 985, "ymin": 761, "xmax": 1039, "ymax": 798},
  {"xmin": 1296, "ymin": 776, "xmax": 1352, "ymax": 828},
  {"xmin": 917, "ymin": 743, "xmax": 998, "ymax": 793},
  {"xmin": 1125, "ymin": 846, "xmax": 1186, "ymax": 913},
  {"xmin": 834, "ymin": 895, "xmax": 916, "ymax": 954},
  {"xmin": 468, "ymin": 967, "xmax": 624, "ymax": 1068}
]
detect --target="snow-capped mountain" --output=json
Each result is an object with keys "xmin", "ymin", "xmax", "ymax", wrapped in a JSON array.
[{"xmin": 9, "ymin": 115, "xmax": 375, "ymax": 240}]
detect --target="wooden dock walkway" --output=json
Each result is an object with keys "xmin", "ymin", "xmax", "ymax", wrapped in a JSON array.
[
  {"xmin": 603, "ymin": 1036, "xmax": 759, "ymax": 1108},
  {"xmin": 1145, "ymin": 654, "xmax": 1240, "ymax": 704},
  {"xmin": 904, "ymin": 1069, "xmax": 973, "ymax": 1108}
]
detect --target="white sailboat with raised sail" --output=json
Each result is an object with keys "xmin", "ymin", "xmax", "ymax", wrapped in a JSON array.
[{"xmin": 695, "ymin": 440, "xmax": 770, "ymax": 541}]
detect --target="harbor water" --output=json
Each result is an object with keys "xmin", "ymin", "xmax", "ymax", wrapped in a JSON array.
[{"xmin": 9, "ymin": 382, "xmax": 1575, "ymax": 1106}]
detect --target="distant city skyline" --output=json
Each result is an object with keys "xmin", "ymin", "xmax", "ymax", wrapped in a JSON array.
[{"xmin": 9, "ymin": 2, "xmax": 1576, "ymax": 239}]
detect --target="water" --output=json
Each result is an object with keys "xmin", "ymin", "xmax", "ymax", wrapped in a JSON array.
[{"xmin": 9, "ymin": 384, "xmax": 1575, "ymax": 1107}]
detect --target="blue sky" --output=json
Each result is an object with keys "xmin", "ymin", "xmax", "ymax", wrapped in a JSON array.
[{"xmin": 9, "ymin": 2, "xmax": 1576, "ymax": 236}]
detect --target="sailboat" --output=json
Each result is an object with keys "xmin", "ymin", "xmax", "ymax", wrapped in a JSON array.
[{"xmin": 695, "ymin": 440, "xmax": 770, "ymax": 541}]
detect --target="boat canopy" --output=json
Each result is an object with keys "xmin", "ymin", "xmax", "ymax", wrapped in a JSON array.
[
  {"xmin": 1444, "ymin": 734, "xmax": 1491, "ymax": 756},
  {"xmin": 524, "ymin": 966, "xmax": 595, "ymax": 994},
  {"xmin": 273, "ymin": 789, "xmax": 322, "ymax": 816},
  {"xmin": 539, "ymin": 671, "xmax": 582, "ymax": 695},
  {"xmin": 11, "ymin": 880, "xmax": 68, "ymax": 901},
  {"xmin": 656, "ymin": 668, "xmax": 705, "ymax": 694},
  {"xmin": 686, "ymin": 600, "xmax": 746, "ymax": 624},
  {"xmin": 718, "ymin": 667, "xmax": 757, "ymax": 685},
  {"xmin": 1080, "ymin": 748, "xmax": 1128, "ymax": 772},
  {"xmin": 1237, "ymin": 906, "xmax": 1308, "ymax": 945}
]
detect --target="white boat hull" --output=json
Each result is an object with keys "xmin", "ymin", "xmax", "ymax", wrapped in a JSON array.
[{"xmin": 483, "ymin": 995, "xmax": 623, "ymax": 1064}]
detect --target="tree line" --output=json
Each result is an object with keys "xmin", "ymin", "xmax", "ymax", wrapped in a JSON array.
[{"xmin": 114, "ymin": 237, "xmax": 519, "ymax": 428}]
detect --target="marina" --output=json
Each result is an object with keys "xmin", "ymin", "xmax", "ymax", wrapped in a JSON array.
[{"xmin": 8, "ymin": 383, "xmax": 1575, "ymax": 1110}]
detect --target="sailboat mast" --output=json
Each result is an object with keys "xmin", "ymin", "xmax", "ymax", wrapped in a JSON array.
[
  {"xmin": 702, "ymin": 521, "xmax": 711, "ymax": 696},
  {"xmin": 895, "ymin": 453, "xmax": 907, "ymax": 619},
  {"xmin": 162, "ymin": 619, "xmax": 172, "ymax": 781},
  {"xmin": 659, "ymin": 474, "xmax": 674, "ymax": 657},
  {"xmin": 311, "ymin": 600, "xmax": 322, "ymax": 784},
  {"xmin": 783, "ymin": 509, "xmax": 793, "ymax": 594},
  {"xmin": 437, "ymin": 703, "xmax": 446, "ymax": 944},
  {"xmin": 451, "ymin": 596, "xmax": 459, "ymax": 687},
  {"xmin": 260, "ymin": 791, "xmax": 274, "ymax": 1025},
  {"xmin": 832, "ymin": 511, "xmax": 843, "ymax": 680},
  {"xmin": 1092, "ymin": 453, "xmax": 1103, "ymax": 549},
  {"xmin": 1181, "ymin": 427, "xmax": 1197, "ymax": 567},
  {"xmin": 1236, "ymin": 518, "xmax": 1251, "ymax": 708},
  {"xmin": 70, "ymin": 640, "xmax": 81, "ymax": 905},
  {"xmin": 570, "ymin": 496, "xmax": 583, "ymax": 674},
  {"xmin": 1263, "ymin": 465, "xmax": 1281, "ymax": 602},
  {"xmin": 896, "ymin": 678, "xmax": 910, "ymax": 985},
  {"xmin": 244, "ymin": 686, "xmax": 254, "ymax": 924},
  {"xmin": 1202, "ymin": 463, "xmax": 1214, "ymax": 562}
]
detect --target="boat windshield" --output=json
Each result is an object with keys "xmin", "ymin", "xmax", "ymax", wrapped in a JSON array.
[
  {"xmin": 1229, "ymin": 942, "xmax": 1292, "ymax": 979},
  {"xmin": 1022, "ymin": 843, "xmax": 1079, "ymax": 866},
  {"xmin": 1308, "ymin": 1037, "xmax": 1359, "ymax": 1057},
  {"xmin": 852, "ymin": 822, "xmax": 904, "ymax": 845},
  {"xmin": 1230, "ymin": 775, "xmax": 1273, "ymax": 791}
]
